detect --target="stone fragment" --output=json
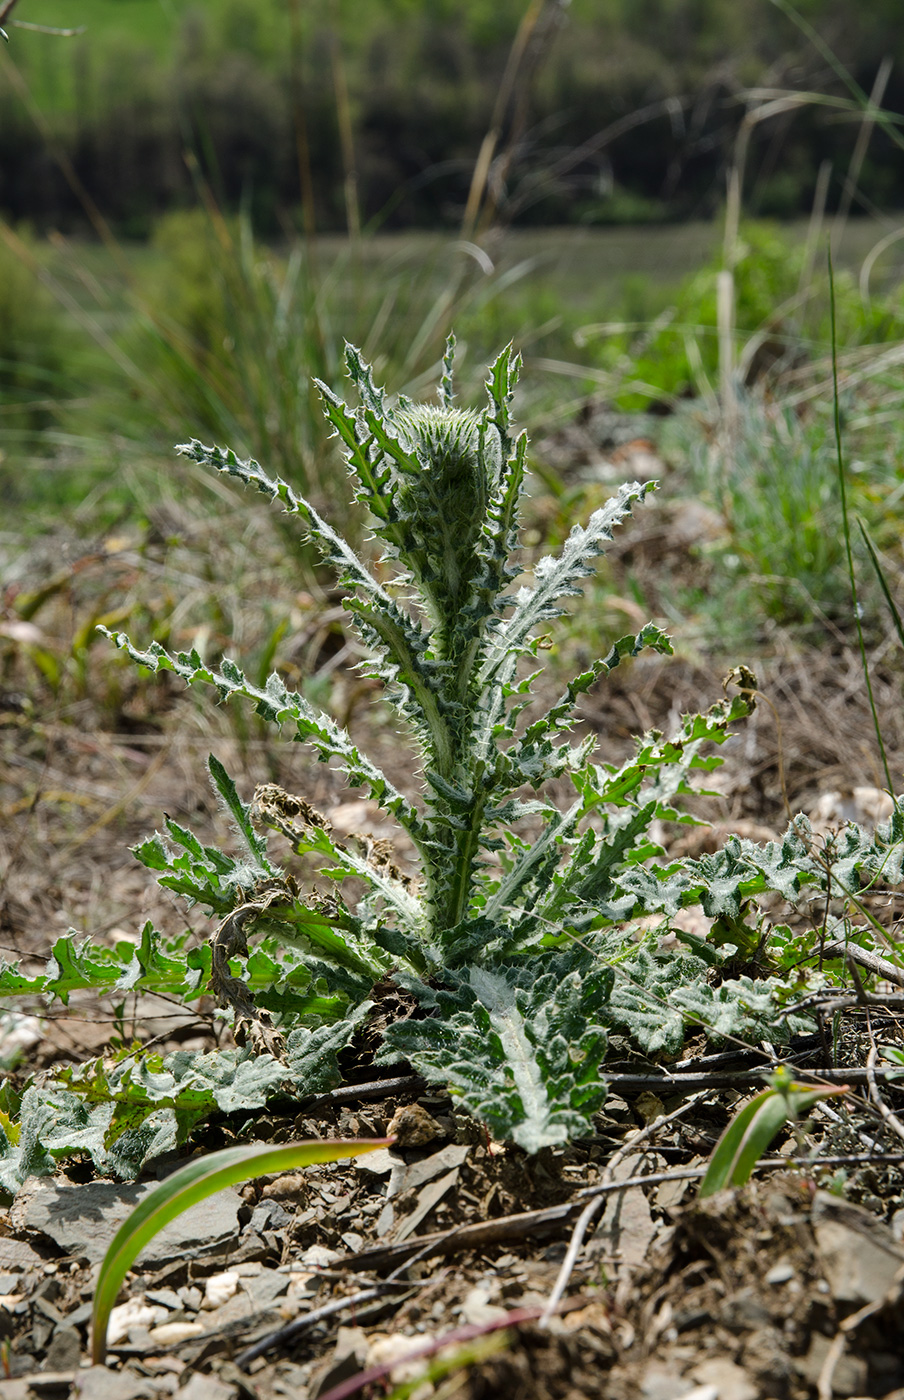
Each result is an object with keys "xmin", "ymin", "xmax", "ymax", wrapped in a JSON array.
[
  {"xmin": 366, "ymin": 1332, "xmax": 433, "ymax": 1385},
  {"xmin": 311, "ymin": 1325, "xmax": 369, "ymax": 1398},
  {"xmin": 460, "ymin": 1285, "xmax": 508, "ymax": 1327},
  {"xmin": 638, "ymin": 1365, "xmax": 695, "ymax": 1400},
  {"xmin": 224, "ymin": 1230, "xmax": 271, "ymax": 1265},
  {"xmin": 691, "ymin": 1358, "xmax": 758, "ymax": 1400},
  {"xmin": 146, "ymin": 1320, "xmax": 207, "ymax": 1345},
  {"xmin": 240, "ymin": 1269, "xmax": 290, "ymax": 1308},
  {"xmin": 18, "ymin": 1181, "xmax": 241, "ymax": 1266},
  {"xmin": 386, "ymin": 1104, "xmax": 440, "ymax": 1148},
  {"xmin": 795, "ymin": 1334, "xmax": 868, "ymax": 1396},
  {"xmin": 0, "ymin": 1238, "xmax": 45, "ymax": 1273},
  {"xmin": 43, "ymin": 1326, "xmax": 81, "ymax": 1372},
  {"xmin": 350, "ymin": 1148, "xmax": 397, "ymax": 1175},
  {"xmin": 106, "ymin": 1299, "xmax": 164, "ymax": 1346},
  {"xmin": 20, "ymin": 1373, "xmax": 76, "ymax": 1399},
  {"xmin": 143, "ymin": 1288, "xmax": 182, "ymax": 1311},
  {"xmin": 177, "ymin": 1375, "xmax": 239, "ymax": 1400},
  {"xmin": 250, "ymin": 1201, "xmax": 291, "ymax": 1235},
  {"xmin": 0, "ymin": 1382, "xmax": 29, "ymax": 1400},
  {"xmin": 202, "ymin": 1272, "xmax": 239, "ymax": 1309},
  {"xmin": 71, "ymin": 1367, "xmax": 159, "ymax": 1400},
  {"xmin": 811, "ymin": 1190, "xmax": 904, "ymax": 1305},
  {"xmin": 394, "ymin": 1144, "xmax": 470, "ymax": 1195},
  {"xmin": 298, "ymin": 1245, "xmax": 343, "ymax": 1268},
  {"xmin": 391, "ymin": 1169, "xmax": 459, "ymax": 1243},
  {"xmin": 586, "ymin": 1155, "xmax": 657, "ymax": 1295}
]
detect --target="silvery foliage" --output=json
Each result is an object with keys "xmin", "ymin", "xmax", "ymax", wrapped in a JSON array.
[{"xmin": 103, "ymin": 339, "xmax": 814, "ymax": 1151}]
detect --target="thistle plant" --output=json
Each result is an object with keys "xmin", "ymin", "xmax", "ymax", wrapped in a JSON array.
[{"xmin": 101, "ymin": 338, "xmax": 812, "ymax": 1153}]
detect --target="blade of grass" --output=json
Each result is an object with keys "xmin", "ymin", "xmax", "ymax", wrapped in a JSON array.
[
  {"xmin": 829, "ymin": 246, "xmax": 893, "ymax": 793},
  {"xmin": 699, "ymin": 1074, "xmax": 848, "ymax": 1198},
  {"xmin": 92, "ymin": 1137, "xmax": 390, "ymax": 1364},
  {"xmin": 767, "ymin": 0, "xmax": 904, "ymax": 156},
  {"xmin": 858, "ymin": 518, "xmax": 904, "ymax": 652}
]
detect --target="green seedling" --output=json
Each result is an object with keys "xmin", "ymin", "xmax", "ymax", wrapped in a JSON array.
[
  {"xmin": 699, "ymin": 1065, "xmax": 849, "ymax": 1198},
  {"xmin": 92, "ymin": 1136, "xmax": 389, "ymax": 1364}
]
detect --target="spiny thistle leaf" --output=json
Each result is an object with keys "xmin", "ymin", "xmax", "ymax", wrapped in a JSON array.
[
  {"xmin": 602, "ymin": 941, "xmax": 815, "ymax": 1055},
  {"xmin": 477, "ymin": 480, "xmax": 653, "ymax": 687},
  {"xmin": 383, "ymin": 952, "xmax": 612, "ymax": 1151},
  {"xmin": 100, "ymin": 631, "xmax": 423, "ymax": 836}
]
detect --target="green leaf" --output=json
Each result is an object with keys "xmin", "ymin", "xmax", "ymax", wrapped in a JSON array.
[
  {"xmin": 43, "ymin": 936, "xmax": 122, "ymax": 1005},
  {"xmin": 58, "ymin": 1047, "xmax": 289, "ymax": 1140},
  {"xmin": 207, "ymin": 754, "xmax": 272, "ymax": 865},
  {"xmin": 91, "ymin": 1137, "xmax": 390, "ymax": 1363},
  {"xmin": 699, "ymin": 1070, "xmax": 849, "ymax": 1198},
  {"xmin": 601, "ymin": 941, "xmax": 814, "ymax": 1056},
  {"xmin": 478, "ymin": 480, "xmax": 652, "ymax": 686},
  {"xmin": 101, "ymin": 630, "xmax": 423, "ymax": 837},
  {"xmin": 384, "ymin": 953, "xmax": 611, "ymax": 1152},
  {"xmin": 484, "ymin": 341, "xmax": 521, "ymax": 443},
  {"xmin": 284, "ymin": 1001, "xmax": 374, "ymax": 1093}
]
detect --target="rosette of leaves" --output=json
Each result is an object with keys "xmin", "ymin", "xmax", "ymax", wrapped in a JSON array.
[{"xmin": 101, "ymin": 337, "xmax": 801, "ymax": 1153}]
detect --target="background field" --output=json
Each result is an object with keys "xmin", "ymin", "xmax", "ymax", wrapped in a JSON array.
[{"xmin": 4, "ymin": 0, "xmax": 904, "ymax": 231}]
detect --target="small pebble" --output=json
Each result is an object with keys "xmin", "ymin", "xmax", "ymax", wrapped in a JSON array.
[
  {"xmin": 148, "ymin": 1321, "xmax": 206, "ymax": 1345},
  {"xmin": 203, "ymin": 1271, "xmax": 240, "ymax": 1308},
  {"xmin": 299, "ymin": 1245, "xmax": 343, "ymax": 1268},
  {"xmin": 107, "ymin": 1299, "xmax": 163, "ymax": 1346},
  {"xmin": 261, "ymin": 1172, "xmax": 308, "ymax": 1201},
  {"xmin": 386, "ymin": 1104, "xmax": 440, "ymax": 1148},
  {"xmin": 765, "ymin": 1261, "xmax": 795, "ymax": 1286},
  {"xmin": 367, "ymin": 1331, "xmax": 434, "ymax": 1383}
]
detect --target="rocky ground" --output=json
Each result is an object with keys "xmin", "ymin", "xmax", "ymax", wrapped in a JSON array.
[{"xmin": 2, "ymin": 1076, "xmax": 904, "ymax": 1400}]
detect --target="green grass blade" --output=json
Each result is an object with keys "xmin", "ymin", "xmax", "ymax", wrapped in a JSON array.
[
  {"xmin": 92, "ymin": 1137, "xmax": 389, "ymax": 1364},
  {"xmin": 699, "ymin": 1081, "xmax": 847, "ymax": 1198},
  {"xmin": 858, "ymin": 517, "xmax": 904, "ymax": 653},
  {"xmin": 828, "ymin": 249, "xmax": 893, "ymax": 794}
]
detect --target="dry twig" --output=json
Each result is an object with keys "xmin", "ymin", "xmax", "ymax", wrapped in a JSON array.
[
  {"xmin": 539, "ymin": 1092, "xmax": 707, "ymax": 1326},
  {"xmin": 864, "ymin": 1032, "xmax": 904, "ymax": 1145}
]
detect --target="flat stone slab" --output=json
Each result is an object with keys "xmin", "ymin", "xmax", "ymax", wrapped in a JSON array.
[
  {"xmin": 0, "ymin": 1237, "xmax": 46, "ymax": 1273},
  {"xmin": 17, "ymin": 1179, "xmax": 242, "ymax": 1266}
]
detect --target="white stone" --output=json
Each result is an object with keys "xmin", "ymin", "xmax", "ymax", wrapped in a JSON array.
[
  {"xmin": 366, "ymin": 1332, "xmax": 433, "ymax": 1385},
  {"xmin": 202, "ymin": 1270, "xmax": 239, "ymax": 1308},
  {"xmin": 298, "ymin": 1244, "xmax": 343, "ymax": 1268},
  {"xmin": 148, "ymin": 1320, "xmax": 207, "ymax": 1345},
  {"xmin": 106, "ymin": 1298, "xmax": 165, "ymax": 1345}
]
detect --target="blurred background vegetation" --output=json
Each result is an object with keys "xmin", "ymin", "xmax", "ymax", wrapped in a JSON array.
[
  {"xmin": 2, "ymin": 0, "xmax": 903, "ymax": 232},
  {"xmin": 2, "ymin": 0, "xmax": 904, "ymax": 758}
]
